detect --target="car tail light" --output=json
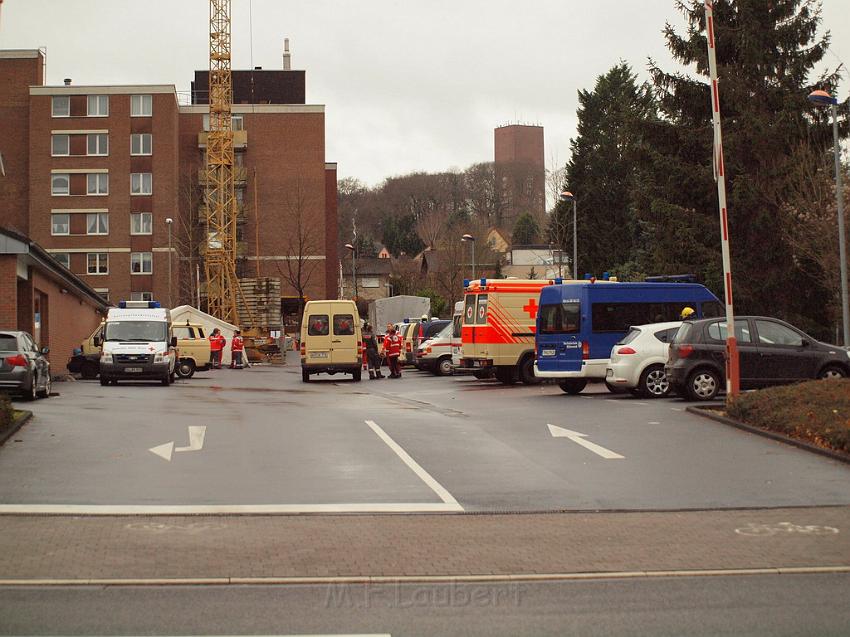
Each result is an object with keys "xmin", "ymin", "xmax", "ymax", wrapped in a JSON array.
[
  {"xmin": 617, "ymin": 346, "xmax": 636, "ymax": 355},
  {"xmin": 582, "ymin": 341, "xmax": 590, "ymax": 360},
  {"xmin": 300, "ymin": 343, "xmax": 306, "ymax": 356},
  {"xmin": 6, "ymin": 354, "xmax": 26, "ymax": 367},
  {"xmin": 676, "ymin": 344, "xmax": 694, "ymax": 358}
]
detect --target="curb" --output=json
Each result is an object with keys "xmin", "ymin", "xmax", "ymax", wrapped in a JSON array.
[
  {"xmin": 687, "ymin": 406, "xmax": 850, "ymax": 465},
  {"xmin": 0, "ymin": 566, "xmax": 848, "ymax": 587},
  {"xmin": 0, "ymin": 410, "xmax": 32, "ymax": 447}
]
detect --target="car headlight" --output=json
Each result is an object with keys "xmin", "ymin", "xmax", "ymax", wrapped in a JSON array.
[
  {"xmin": 154, "ymin": 352, "xmax": 165, "ymax": 363},
  {"xmin": 100, "ymin": 352, "xmax": 112, "ymax": 364}
]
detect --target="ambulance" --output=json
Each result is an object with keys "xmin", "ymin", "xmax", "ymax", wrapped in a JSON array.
[{"xmin": 459, "ymin": 278, "xmax": 565, "ymax": 384}]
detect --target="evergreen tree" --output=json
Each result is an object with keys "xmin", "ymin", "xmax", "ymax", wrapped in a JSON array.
[
  {"xmin": 636, "ymin": 0, "xmax": 843, "ymax": 331},
  {"xmin": 512, "ymin": 213, "xmax": 540, "ymax": 245}
]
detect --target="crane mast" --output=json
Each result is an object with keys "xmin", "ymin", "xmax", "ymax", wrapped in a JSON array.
[{"xmin": 204, "ymin": 0, "xmax": 240, "ymax": 324}]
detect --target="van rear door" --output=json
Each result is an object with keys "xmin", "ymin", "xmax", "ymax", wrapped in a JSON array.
[
  {"xmin": 331, "ymin": 307, "xmax": 357, "ymax": 365},
  {"xmin": 305, "ymin": 303, "xmax": 332, "ymax": 363},
  {"xmin": 536, "ymin": 290, "xmax": 583, "ymax": 373}
]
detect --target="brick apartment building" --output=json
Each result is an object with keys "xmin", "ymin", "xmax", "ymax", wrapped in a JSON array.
[
  {"xmin": 494, "ymin": 124, "xmax": 546, "ymax": 231},
  {"xmin": 0, "ymin": 48, "xmax": 338, "ymax": 312}
]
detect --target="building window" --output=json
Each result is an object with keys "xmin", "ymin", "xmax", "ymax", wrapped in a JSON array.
[
  {"xmin": 52, "ymin": 96, "xmax": 70, "ymax": 117},
  {"xmin": 51, "ymin": 134, "xmax": 70, "ymax": 156},
  {"xmin": 52, "ymin": 252, "xmax": 71, "ymax": 269},
  {"xmin": 87, "ymin": 95, "xmax": 109, "ymax": 117},
  {"xmin": 131, "ymin": 173, "xmax": 152, "ymax": 195},
  {"xmin": 130, "ymin": 212, "xmax": 153, "ymax": 235},
  {"xmin": 51, "ymin": 173, "xmax": 70, "ymax": 196},
  {"xmin": 94, "ymin": 288, "xmax": 110, "ymax": 302},
  {"xmin": 87, "ymin": 173, "xmax": 109, "ymax": 195},
  {"xmin": 130, "ymin": 133, "xmax": 152, "ymax": 156},
  {"xmin": 87, "ymin": 133, "xmax": 108, "ymax": 156},
  {"xmin": 87, "ymin": 252, "xmax": 108, "ymax": 275},
  {"xmin": 130, "ymin": 292, "xmax": 153, "ymax": 302},
  {"xmin": 232, "ymin": 115, "xmax": 244, "ymax": 131},
  {"xmin": 86, "ymin": 212, "xmax": 109, "ymax": 235},
  {"xmin": 131, "ymin": 252, "xmax": 152, "ymax": 274},
  {"xmin": 51, "ymin": 213, "xmax": 70, "ymax": 236},
  {"xmin": 130, "ymin": 94, "xmax": 152, "ymax": 117}
]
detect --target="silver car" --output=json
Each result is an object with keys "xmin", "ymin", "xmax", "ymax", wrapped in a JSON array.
[{"xmin": 0, "ymin": 331, "xmax": 51, "ymax": 401}]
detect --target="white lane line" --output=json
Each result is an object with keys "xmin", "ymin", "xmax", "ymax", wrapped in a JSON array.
[
  {"xmin": 365, "ymin": 419, "xmax": 460, "ymax": 507},
  {"xmin": 0, "ymin": 503, "xmax": 462, "ymax": 515},
  {"xmin": 633, "ymin": 402, "xmax": 649, "ymax": 406},
  {"xmin": 648, "ymin": 421, "xmax": 661, "ymax": 425},
  {"xmin": 671, "ymin": 407, "xmax": 684, "ymax": 412}
]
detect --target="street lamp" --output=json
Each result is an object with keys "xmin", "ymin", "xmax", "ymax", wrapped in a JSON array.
[
  {"xmin": 461, "ymin": 233, "xmax": 475, "ymax": 279},
  {"xmin": 344, "ymin": 242, "xmax": 357, "ymax": 300},
  {"xmin": 808, "ymin": 89, "xmax": 849, "ymax": 347},
  {"xmin": 559, "ymin": 191, "xmax": 578, "ymax": 279},
  {"xmin": 165, "ymin": 217, "xmax": 173, "ymax": 307}
]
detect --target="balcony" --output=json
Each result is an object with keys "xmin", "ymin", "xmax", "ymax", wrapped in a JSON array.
[
  {"xmin": 197, "ymin": 130, "xmax": 248, "ymax": 149},
  {"xmin": 197, "ymin": 166, "xmax": 248, "ymax": 186}
]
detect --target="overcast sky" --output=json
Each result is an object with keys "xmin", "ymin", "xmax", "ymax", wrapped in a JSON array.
[{"xmin": 2, "ymin": 0, "xmax": 848, "ymax": 186}]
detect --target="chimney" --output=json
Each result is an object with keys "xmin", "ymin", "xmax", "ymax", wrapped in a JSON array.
[
  {"xmin": 282, "ymin": 38, "xmax": 291, "ymax": 71},
  {"xmin": 63, "ymin": 78, "xmax": 72, "ymax": 86}
]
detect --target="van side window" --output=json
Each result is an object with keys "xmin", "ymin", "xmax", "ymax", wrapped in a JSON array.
[
  {"xmin": 463, "ymin": 295, "xmax": 476, "ymax": 325},
  {"xmin": 539, "ymin": 301, "xmax": 580, "ymax": 334},
  {"xmin": 701, "ymin": 301, "xmax": 724, "ymax": 318},
  {"xmin": 592, "ymin": 302, "xmax": 686, "ymax": 332},
  {"xmin": 308, "ymin": 315, "xmax": 329, "ymax": 336},
  {"xmin": 173, "ymin": 326, "xmax": 191, "ymax": 339},
  {"xmin": 475, "ymin": 295, "xmax": 488, "ymax": 325},
  {"xmin": 333, "ymin": 314, "xmax": 355, "ymax": 336}
]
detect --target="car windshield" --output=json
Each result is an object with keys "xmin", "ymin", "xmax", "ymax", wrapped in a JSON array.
[
  {"xmin": 104, "ymin": 321, "xmax": 167, "ymax": 342},
  {"xmin": 436, "ymin": 323, "xmax": 452, "ymax": 340}
]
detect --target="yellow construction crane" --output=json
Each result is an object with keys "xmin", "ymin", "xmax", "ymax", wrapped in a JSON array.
[{"xmin": 204, "ymin": 0, "xmax": 240, "ymax": 324}]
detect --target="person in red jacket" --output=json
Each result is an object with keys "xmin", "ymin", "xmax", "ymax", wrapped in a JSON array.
[
  {"xmin": 209, "ymin": 328, "xmax": 226, "ymax": 369},
  {"xmin": 385, "ymin": 323, "xmax": 402, "ymax": 379},
  {"xmin": 230, "ymin": 329, "xmax": 244, "ymax": 369}
]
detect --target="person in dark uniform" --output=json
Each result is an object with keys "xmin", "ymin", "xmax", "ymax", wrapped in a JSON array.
[{"xmin": 363, "ymin": 323, "xmax": 384, "ymax": 380}]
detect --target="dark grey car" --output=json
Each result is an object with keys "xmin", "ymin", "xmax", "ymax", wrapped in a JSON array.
[
  {"xmin": 0, "ymin": 331, "xmax": 51, "ymax": 401},
  {"xmin": 666, "ymin": 316, "xmax": 850, "ymax": 401}
]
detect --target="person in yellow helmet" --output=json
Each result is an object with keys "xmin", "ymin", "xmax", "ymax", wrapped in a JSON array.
[{"xmin": 680, "ymin": 306, "xmax": 696, "ymax": 320}]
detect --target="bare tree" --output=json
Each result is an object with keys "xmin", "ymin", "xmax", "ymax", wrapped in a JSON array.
[{"xmin": 175, "ymin": 167, "xmax": 203, "ymax": 306}]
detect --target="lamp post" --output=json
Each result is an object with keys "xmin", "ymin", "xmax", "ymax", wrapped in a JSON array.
[
  {"xmin": 808, "ymin": 89, "xmax": 849, "ymax": 347},
  {"xmin": 344, "ymin": 242, "xmax": 357, "ymax": 299},
  {"xmin": 165, "ymin": 217, "xmax": 173, "ymax": 307},
  {"xmin": 461, "ymin": 234, "xmax": 475, "ymax": 279},
  {"xmin": 559, "ymin": 191, "xmax": 578, "ymax": 279}
]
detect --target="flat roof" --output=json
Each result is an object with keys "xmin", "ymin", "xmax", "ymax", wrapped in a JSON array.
[
  {"xmin": 179, "ymin": 104, "xmax": 324, "ymax": 114},
  {"xmin": 0, "ymin": 49, "xmax": 42, "ymax": 59},
  {"xmin": 30, "ymin": 85, "xmax": 178, "ymax": 96}
]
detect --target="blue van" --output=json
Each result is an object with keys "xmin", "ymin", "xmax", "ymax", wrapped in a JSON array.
[{"xmin": 534, "ymin": 282, "xmax": 722, "ymax": 394}]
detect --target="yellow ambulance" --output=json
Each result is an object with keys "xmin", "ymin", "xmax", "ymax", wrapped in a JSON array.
[{"xmin": 300, "ymin": 300, "xmax": 362, "ymax": 382}]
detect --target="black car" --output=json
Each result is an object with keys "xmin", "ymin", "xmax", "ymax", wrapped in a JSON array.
[{"xmin": 666, "ymin": 316, "xmax": 850, "ymax": 401}]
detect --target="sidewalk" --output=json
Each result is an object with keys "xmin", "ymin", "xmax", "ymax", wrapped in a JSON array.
[{"xmin": 0, "ymin": 506, "xmax": 848, "ymax": 582}]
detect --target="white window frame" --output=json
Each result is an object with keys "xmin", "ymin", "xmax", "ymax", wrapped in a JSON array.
[
  {"xmin": 51, "ymin": 173, "xmax": 70, "ymax": 196},
  {"xmin": 53, "ymin": 252, "xmax": 71, "ymax": 270},
  {"xmin": 86, "ymin": 212, "xmax": 109, "ymax": 236},
  {"xmin": 130, "ymin": 133, "xmax": 152, "ymax": 156},
  {"xmin": 130, "ymin": 291, "xmax": 153, "ymax": 302},
  {"xmin": 87, "ymin": 95, "xmax": 109, "ymax": 117},
  {"xmin": 130, "ymin": 94, "xmax": 152, "ymax": 117},
  {"xmin": 51, "ymin": 96, "xmax": 70, "ymax": 118},
  {"xmin": 131, "ymin": 172, "xmax": 152, "ymax": 195},
  {"xmin": 86, "ymin": 252, "xmax": 109, "ymax": 275},
  {"xmin": 130, "ymin": 251, "xmax": 153, "ymax": 275},
  {"xmin": 93, "ymin": 288, "xmax": 110, "ymax": 302},
  {"xmin": 87, "ymin": 173, "xmax": 109, "ymax": 195},
  {"xmin": 231, "ymin": 115, "xmax": 244, "ymax": 131},
  {"xmin": 51, "ymin": 134, "xmax": 70, "ymax": 156},
  {"xmin": 50, "ymin": 213, "xmax": 70, "ymax": 236},
  {"xmin": 87, "ymin": 133, "xmax": 108, "ymax": 156},
  {"xmin": 130, "ymin": 212, "xmax": 153, "ymax": 235}
]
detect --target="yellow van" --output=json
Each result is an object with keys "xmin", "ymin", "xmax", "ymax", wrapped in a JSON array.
[
  {"xmin": 300, "ymin": 300, "xmax": 362, "ymax": 382},
  {"xmin": 172, "ymin": 321, "xmax": 211, "ymax": 378}
]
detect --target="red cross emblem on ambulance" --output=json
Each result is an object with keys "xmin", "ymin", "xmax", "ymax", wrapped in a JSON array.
[{"xmin": 523, "ymin": 298, "xmax": 539, "ymax": 319}]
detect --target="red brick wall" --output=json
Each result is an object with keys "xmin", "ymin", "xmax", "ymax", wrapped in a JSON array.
[
  {"xmin": 324, "ymin": 165, "xmax": 339, "ymax": 299},
  {"xmin": 0, "ymin": 53, "xmax": 44, "ymax": 234},
  {"xmin": 0, "ymin": 255, "xmax": 19, "ymax": 329}
]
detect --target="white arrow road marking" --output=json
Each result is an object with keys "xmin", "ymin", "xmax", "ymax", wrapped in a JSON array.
[
  {"xmin": 547, "ymin": 424, "xmax": 625, "ymax": 459},
  {"xmin": 149, "ymin": 426, "xmax": 206, "ymax": 462}
]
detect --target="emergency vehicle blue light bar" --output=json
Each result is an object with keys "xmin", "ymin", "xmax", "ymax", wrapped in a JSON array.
[
  {"xmin": 554, "ymin": 277, "xmax": 563, "ymax": 284},
  {"xmin": 463, "ymin": 279, "xmax": 470, "ymax": 288}
]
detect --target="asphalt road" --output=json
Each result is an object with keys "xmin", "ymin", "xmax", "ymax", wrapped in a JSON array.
[
  {"xmin": 2, "ymin": 355, "xmax": 850, "ymax": 512},
  {"xmin": 2, "ymin": 574, "xmax": 849, "ymax": 636}
]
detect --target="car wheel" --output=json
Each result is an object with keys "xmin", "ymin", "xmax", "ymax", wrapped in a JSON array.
[
  {"xmin": 437, "ymin": 356, "xmax": 453, "ymax": 377},
  {"xmin": 639, "ymin": 364, "xmax": 670, "ymax": 398},
  {"xmin": 818, "ymin": 365, "xmax": 847, "ymax": 380},
  {"xmin": 558, "ymin": 379, "xmax": 587, "ymax": 395},
  {"xmin": 495, "ymin": 366, "xmax": 517, "ymax": 385},
  {"xmin": 302, "ymin": 369, "xmax": 310, "ymax": 383},
  {"xmin": 353, "ymin": 369, "xmax": 362, "ymax": 381},
  {"xmin": 519, "ymin": 356, "xmax": 541, "ymax": 385},
  {"xmin": 161, "ymin": 375, "xmax": 170, "ymax": 386},
  {"xmin": 36, "ymin": 372, "xmax": 51, "ymax": 398},
  {"xmin": 81, "ymin": 361, "xmax": 99, "ymax": 379},
  {"xmin": 176, "ymin": 360, "xmax": 195, "ymax": 378},
  {"xmin": 22, "ymin": 371, "xmax": 38, "ymax": 401},
  {"xmin": 100, "ymin": 376, "xmax": 109, "ymax": 386},
  {"xmin": 685, "ymin": 368, "xmax": 721, "ymax": 401}
]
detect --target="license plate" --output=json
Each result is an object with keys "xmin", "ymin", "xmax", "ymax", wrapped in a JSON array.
[
  {"xmin": 541, "ymin": 349, "xmax": 556, "ymax": 356},
  {"xmin": 124, "ymin": 367, "xmax": 143, "ymax": 373},
  {"xmin": 310, "ymin": 351, "xmax": 328, "ymax": 359}
]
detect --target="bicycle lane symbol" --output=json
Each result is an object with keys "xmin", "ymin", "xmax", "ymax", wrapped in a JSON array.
[{"xmin": 734, "ymin": 522, "xmax": 840, "ymax": 537}]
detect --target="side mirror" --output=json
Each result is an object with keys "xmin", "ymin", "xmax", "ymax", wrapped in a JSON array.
[
  {"xmin": 93, "ymin": 336, "xmax": 102, "ymax": 347},
  {"xmin": 41, "ymin": 347, "xmax": 50, "ymax": 355},
  {"xmin": 170, "ymin": 336, "xmax": 178, "ymax": 348}
]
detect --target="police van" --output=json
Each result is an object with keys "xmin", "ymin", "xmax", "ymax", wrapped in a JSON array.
[{"xmin": 534, "ymin": 281, "xmax": 721, "ymax": 394}]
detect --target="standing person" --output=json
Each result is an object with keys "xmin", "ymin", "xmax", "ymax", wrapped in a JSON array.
[
  {"xmin": 230, "ymin": 329, "xmax": 244, "ymax": 369},
  {"xmin": 363, "ymin": 323, "xmax": 383, "ymax": 380},
  {"xmin": 209, "ymin": 328, "xmax": 226, "ymax": 369},
  {"xmin": 385, "ymin": 323, "xmax": 402, "ymax": 379}
]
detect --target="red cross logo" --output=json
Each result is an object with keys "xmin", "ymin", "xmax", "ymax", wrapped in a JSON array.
[{"xmin": 523, "ymin": 298, "xmax": 539, "ymax": 319}]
